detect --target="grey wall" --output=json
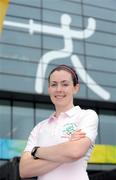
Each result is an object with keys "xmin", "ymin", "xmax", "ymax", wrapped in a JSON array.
[{"xmin": 0, "ymin": 0, "xmax": 116, "ymax": 102}]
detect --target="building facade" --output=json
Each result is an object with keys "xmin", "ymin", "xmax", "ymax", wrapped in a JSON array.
[{"xmin": 0, "ymin": 0, "xmax": 116, "ymax": 170}]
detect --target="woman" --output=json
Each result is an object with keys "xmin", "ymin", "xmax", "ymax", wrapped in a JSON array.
[{"xmin": 19, "ymin": 64, "xmax": 98, "ymax": 180}]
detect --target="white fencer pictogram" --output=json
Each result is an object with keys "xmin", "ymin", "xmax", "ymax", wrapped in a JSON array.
[{"xmin": 3, "ymin": 14, "xmax": 110, "ymax": 100}]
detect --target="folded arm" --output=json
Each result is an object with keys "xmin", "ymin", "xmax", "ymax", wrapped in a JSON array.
[
  {"xmin": 19, "ymin": 152, "xmax": 61, "ymax": 178},
  {"xmin": 36, "ymin": 136, "xmax": 91, "ymax": 163},
  {"xmin": 19, "ymin": 130, "xmax": 87, "ymax": 178}
]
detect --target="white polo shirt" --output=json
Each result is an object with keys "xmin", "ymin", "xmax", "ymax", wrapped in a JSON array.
[{"xmin": 24, "ymin": 106, "xmax": 98, "ymax": 180}]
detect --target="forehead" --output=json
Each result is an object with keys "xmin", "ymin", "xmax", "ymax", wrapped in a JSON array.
[{"xmin": 50, "ymin": 70, "xmax": 72, "ymax": 81}]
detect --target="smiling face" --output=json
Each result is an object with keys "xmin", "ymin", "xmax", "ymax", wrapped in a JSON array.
[{"xmin": 48, "ymin": 70, "xmax": 80, "ymax": 113}]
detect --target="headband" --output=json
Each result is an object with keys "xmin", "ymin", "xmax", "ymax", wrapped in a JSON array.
[{"xmin": 57, "ymin": 65, "xmax": 78, "ymax": 84}]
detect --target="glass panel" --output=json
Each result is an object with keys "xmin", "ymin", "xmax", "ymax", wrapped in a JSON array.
[
  {"xmin": 87, "ymin": 70, "xmax": 116, "ymax": 87},
  {"xmin": 43, "ymin": 9, "xmax": 82, "ymax": 28},
  {"xmin": 88, "ymin": 85, "xmax": 116, "ymax": 102},
  {"xmin": 83, "ymin": 4, "xmax": 116, "ymax": 21},
  {"xmin": 43, "ymin": 35, "xmax": 84, "ymax": 54},
  {"xmin": 68, "ymin": 0, "xmax": 81, "ymax": 2},
  {"xmin": 12, "ymin": 102, "xmax": 34, "ymax": 139},
  {"xmin": 75, "ymin": 83, "xmax": 87, "ymax": 99},
  {"xmin": 7, "ymin": 3, "xmax": 41, "ymax": 19},
  {"xmin": 0, "ymin": 74, "xmax": 35, "ymax": 94},
  {"xmin": 1, "ymin": 31, "xmax": 41, "ymax": 48},
  {"xmin": 92, "ymin": 18, "xmax": 116, "ymax": 34},
  {"xmin": 99, "ymin": 110, "xmax": 116, "ymax": 145},
  {"xmin": 0, "ymin": 44, "xmax": 42, "ymax": 62},
  {"xmin": 85, "ymin": 31, "xmax": 116, "ymax": 47},
  {"xmin": 43, "ymin": 0, "xmax": 82, "ymax": 15},
  {"xmin": 86, "ymin": 56, "xmax": 116, "ymax": 73},
  {"xmin": 36, "ymin": 104, "xmax": 54, "ymax": 124},
  {"xmin": 83, "ymin": 0, "xmax": 116, "ymax": 10},
  {"xmin": 43, "ymin": 35, "xmax": 64, "ymax": 51},
  {"xmin": 0, "ymin": 59, "xmax": 37, "ymax": 77},
  {"xmin": 10, "ymin": 0, "xmax": 41, "ymax": 7},
  {"xmin": 0, "ymin": 101, "xmax": 11, "ymax": 138},
  {"xmin": 85, "ymin": 43, "xmax": 116, "ymax": 60}
]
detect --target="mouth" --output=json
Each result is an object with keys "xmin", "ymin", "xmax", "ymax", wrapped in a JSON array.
[{"xmin": 55, "ymin": 95, "xmax": 66, "ymax": 99}]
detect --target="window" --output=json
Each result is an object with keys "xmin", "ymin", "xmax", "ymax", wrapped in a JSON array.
[
  {"xmin": 99, "ymin": 110, "xmax": 116, "ymax": 145},
  {"xmin": 0, "ymin": 101, "xmax": 11, "ymax": 138},
  {"xmin": 36, "ymin": 103, "xmax": 54, "ymax": 124},
  {"xmin": 12, "ymin": 102, "xmax": 34, "ymax": 139}
]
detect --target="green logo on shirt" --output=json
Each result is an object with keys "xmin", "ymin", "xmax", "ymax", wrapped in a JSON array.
[{"xmin": 63, "ymin": 123, "xmax": 77, "ymax": 135}]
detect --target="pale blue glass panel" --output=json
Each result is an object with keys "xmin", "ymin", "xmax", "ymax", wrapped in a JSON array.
[
  {"xmin": 0, "ymin": 31, "xmax": 41, "ymax": 48},
  {"xmin": 85, "ymin": 30, "xmax": 116, "ymax": 47},
  {"xmin": 85, "ymin": 43, "xmax": 116, "ymax": 60},
  {"xmin": 0, "ymin": 59, "xmax": 37, "ymax": 77},
  {"xmin": 83, "ymin": 0, "xmax": 116, "ymax": 10},
  {"xmin": 43, "ymin": 9, "xmax": 83, "ymax": 28},
  {"xmin": 83, "ymin": 4, "xmax": 116, "ymax": 22},
  {"xmin": 36, "ymin": 104, "xmax": 54, "ymax": 124},
  {"xmin": 0, "ymin": 74, "xmax": 36, "ymax": 94},
  {"xmin": 0, "ymin": 44, "xmax": 42, "ymax": 63},
  {"xmin": 87, "ymin": 70, "xmax": 116, "ymax": 87},
  {"xmin": 99, "ymin": 111, "xmax": 116, "ymax": 144},
  {"xmin": 10, "ymin": 0, "xmax": 41, "ymax": 7},
  {"xmin": 43, "ymin": 0, "xmax": 82, "ymax": 15},
  {"xmin": 43, "ymin": 35, "xmax": 63, "ymax": 50},
  {"xmin": 0, "ymin": 101, "xmax": 11, "ymax": 138},
  {"xmin": 86, "ymin": 57, "xmax": 116, "ymax": 73},
  {"xmin": 75, "ymin": 83, "xmax": 87, "ymax": 99},
  {"xmin": 73, "ymin": 40, "xmax": 84, "ymax": 55},
  {"xmin": 43, "ymin": 36, "xmax": 84, "ymax": 54},
  {"xmin": 7, "ymin": 3, "xmax": 41, "ymax": 20},
  {"xmin": 88, "ymin": 86, "xmax": 116, "ymax": 102},
  {"xmin": 85, "ymin": 18, "xmax": 116, "ymax": 34},
  {"xmin": 13, "ymin": 102, "xmax": 34, "ymax": 139},
  {"xmin": 68, "ymin": 0, "xmax": 81, "ymax": 2}
]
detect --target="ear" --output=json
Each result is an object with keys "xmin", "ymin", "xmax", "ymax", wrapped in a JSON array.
[{"xmin": 74, "ymin": 84, "xmax": 80, "ymax": 94}]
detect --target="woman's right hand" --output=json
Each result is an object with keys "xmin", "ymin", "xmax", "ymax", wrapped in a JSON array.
[{"xmin": 70, "ymin": 129, "xmax": 86, "ymax": 141}]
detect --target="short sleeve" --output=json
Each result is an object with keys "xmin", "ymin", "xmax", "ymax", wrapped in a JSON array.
[
  {"xmin": 24, "ymin": 123, "xmax": 42, "ymax": 152},
  {"xmin": 79, "ymin": 110, "xmax": 99, "ymax": 144}
]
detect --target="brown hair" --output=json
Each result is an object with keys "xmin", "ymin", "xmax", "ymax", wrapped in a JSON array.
[{"xmin": 48, "ymin": 64, "xmax": 79, "ymax": 86}]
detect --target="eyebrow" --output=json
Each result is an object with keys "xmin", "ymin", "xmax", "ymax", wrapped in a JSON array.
[{"xmin": 50, "ymin": 80, "xmax": 72, "ymax": 83}]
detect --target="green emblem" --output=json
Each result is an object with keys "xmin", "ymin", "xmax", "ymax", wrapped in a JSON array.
[{"xmin": 63, "ymin": 123, "xmax": 77, "ymax": 135}]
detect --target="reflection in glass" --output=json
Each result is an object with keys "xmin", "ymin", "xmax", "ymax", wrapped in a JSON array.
[
  {"xmin": 0, "ymin": 101, "xmax": 11, "ymax": 138},
  {"xmin": 99, "ymin": 110, "xmax": 116, "ymax": 145},
  {"xmin": 13, "ymin": 102, "xmax": 34, "ymax": 139}
]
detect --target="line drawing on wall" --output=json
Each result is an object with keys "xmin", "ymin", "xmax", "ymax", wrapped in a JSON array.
[{"xmin": 4, "ymin": 14, "xmax": 110, "ymax": 100}]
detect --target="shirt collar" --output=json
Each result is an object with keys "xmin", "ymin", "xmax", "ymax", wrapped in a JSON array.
[
  {"xmin": 48, "ymin": 112, "xmax": 56, "ymax": 122},
  {"xmin": 48, "ymin": 106, "xmax": 81, "ymax": 122},
  {"xmin": 65, "ymin": 106, "xmax": 81, "ymax": 117}
]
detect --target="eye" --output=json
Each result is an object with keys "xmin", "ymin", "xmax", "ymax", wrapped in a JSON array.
[
  {"xmin": 50, "ymin": 83, "xmax": 57, "ymax": 87},
  {"xmin": 62, "ymin": 83, "xmax": 69, "ymax": 87}
]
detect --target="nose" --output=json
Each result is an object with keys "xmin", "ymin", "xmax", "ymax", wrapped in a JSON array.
[{"xmin": 56, "ymin": 84, "xmax": 62, "ymax": 91}]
